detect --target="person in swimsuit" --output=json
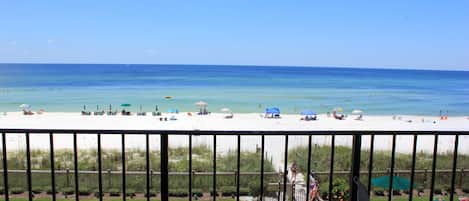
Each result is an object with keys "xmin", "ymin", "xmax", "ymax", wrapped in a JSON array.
[{"xmin": 309, "ymin": 174, "xmax": 318, "ymax": 201}]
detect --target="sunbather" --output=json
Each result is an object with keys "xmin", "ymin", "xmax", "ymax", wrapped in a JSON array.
[{"xmin": 333, "ymin": 111, "xmax": 345, "ymax": 120}]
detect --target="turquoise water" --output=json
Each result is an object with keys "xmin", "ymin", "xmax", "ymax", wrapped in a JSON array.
[{"xmin": 0, "ymin": 64, "xmax": 468, "ymax": 115}]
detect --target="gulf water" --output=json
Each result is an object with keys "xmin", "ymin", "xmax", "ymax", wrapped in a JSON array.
[{"xmin": 1, "ymin": 64, "xmax": 468, "ymax": 115}]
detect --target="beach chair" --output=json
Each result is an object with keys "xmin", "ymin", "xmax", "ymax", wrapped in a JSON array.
[
  {"xmin": 82, "ymin": 105, "xmax": 91, "ymax": 115},
  {"xmin": 152, "ymin": 105, "xmax": 161, "ymax": 116},
  {"xmin": 137, "ymin": 105, "xmax": 146, "ymax": 116},
  {"xmin": 107, "ymin": 105, "xmax": 117, "ymax": 115},
  {"xmin": 355, "ymin": 114, "xmax": 363, "ymax": 120},
  {"xmin": 23, "ymin": 109, "xmax": 34, "ymax": 115},
  {"xmin": 121, "ymin": 110, "xmax": 131, "ymax": 116}
]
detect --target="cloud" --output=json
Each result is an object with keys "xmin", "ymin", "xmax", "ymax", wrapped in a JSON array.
[{"xmin": 8, "ymin": 40, "xmax": 17, "ymax": 46}]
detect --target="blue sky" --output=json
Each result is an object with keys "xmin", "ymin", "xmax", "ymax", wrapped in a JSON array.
[{"xmin": 1, "ymin": 1, "xmax": 468, "ymax": 70}]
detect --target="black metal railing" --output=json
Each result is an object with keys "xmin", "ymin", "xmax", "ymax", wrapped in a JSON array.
[{"xmin": 0, "ymin": 129, "xmax": 467, "ymax": 201}]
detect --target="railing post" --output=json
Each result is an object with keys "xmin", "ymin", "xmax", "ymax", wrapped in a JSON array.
[
  {"xmin": 25, "ymin": 132, "xmax": 32, "ymax": 201},
  {"xmin": 409, "ymin": 135, "xmax": 418, "ymax": 201},
  {"xmin": 306, "ymin": 135, "xmax": 312, "ymax": 201},
  {"xmin": 283, "ymin": 135, "xmax": 288, "ymax": 201},
  {"xmin": 160, "ymin": 134, "xmax": 169, "ymax": 201},
  {"xmin": 97, "ymin": 133, "xmax": 103, "ymax": 201},
  {"xmin": 351, "ymin": 134, "xmax": 362, "ymax": 201},
  {"xmin": 146, "ymin": 133, "xmax": 150, "ymax": 201},
  {"xmin": 73, "ymin": 132, "xmax": 80, "ymax": 201},
  {"xmin": 49, "ymin": 133, "xmax": 56, "ymax": 201},
  {"xmin": 429, "ymin": 134, "xmax": 439, "ymax": 201},
  {"xmin": 260, "ymin": 135, "xmax": 265, "ymax": 201},
  {"xmin": 367, "ymin": 134, "xmax": 375, "ymax": 195},
  {"xmin": 2, "ymin": 133, "xmax": 9, "ymax": 201},
  {"xmin": 121, "ymin": 133, "xmax": 126, "ymax": 201},
  {"xmin": 388, "ymin": 134, "xmax": 397, "ymax": 201},
  {"xmin": 107, "ymin": 169, "xmax": 111, "ymax": 189},
  {"xmin": 236, "ymin": 135, "xmax": 240, "ymax": 201},
  {"xmin": 328, "ymin": 135, "xmax": 335, "ymax": 201},
  {"xmin": 213, "ymin": 134, "xmax": 217, "ymax": 201},
  {"xmin": 189, "ymin": 134, "xmax": 192, "ymax": 201},
  {"xmin": 66, "ymin": 168, "xmax": 70, "ymax": 187},
  {"xmin": 450, "ymin": 135, "xmax": 459, "ymax": 201}
]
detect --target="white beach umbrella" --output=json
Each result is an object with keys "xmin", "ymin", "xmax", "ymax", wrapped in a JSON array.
[
  {"xmin": 19, "ymin": 104, "xmax": 30, "ymax": 109},
  {"xmin": 195, "ymin": 101, "xmax": 208, "ymax": 107},
  {"xmin": 352, "ymin": 110, "xmax": 363, "ymax": 114},
  {"xmin": 220, "ymin": 108, "xmax": 231, "ymax": 113}
]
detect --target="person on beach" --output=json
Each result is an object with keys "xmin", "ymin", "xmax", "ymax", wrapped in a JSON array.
[
  {"xmin": 290, "ymin": 161, "xmax": 298, "ymax": 183},
  {"xmin": 309, "ymin": 173, "xmax": 318, "ymax": 201}
]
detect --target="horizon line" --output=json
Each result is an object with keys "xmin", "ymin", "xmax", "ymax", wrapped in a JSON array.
[{"xmin": 0, "ymin": 62, "xmax": 468, "ymax": 72}]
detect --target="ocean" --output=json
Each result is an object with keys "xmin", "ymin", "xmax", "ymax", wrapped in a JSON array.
[{"xmin": 1, "ymin": 64, "xmax": 468, "ymax": 115}]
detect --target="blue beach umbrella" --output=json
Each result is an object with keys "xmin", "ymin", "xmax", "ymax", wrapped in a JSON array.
[
  {"xmin": 301, "ymin": 110, "xmax": 316, "ymax": 116},
  {"xmin": 265, "ymin": 107, "xmax": 280, "ymax": 114},
  {"xmin": 167, "ymin": 109, "xmax": 179, "ymax": 113}
]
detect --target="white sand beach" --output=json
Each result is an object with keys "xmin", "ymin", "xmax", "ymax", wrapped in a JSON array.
[
  {"xmin": 1, "ymin": 112, "xmax": 468, "ymax": 131},
  {"xmin": 1, "ymin": 112, "xmax": 468, "ymax": 170}
]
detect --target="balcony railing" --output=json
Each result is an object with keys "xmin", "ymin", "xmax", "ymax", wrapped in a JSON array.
[{"xmin": 0, "ymin": 129, "xmax": 467, "ymax": 201}]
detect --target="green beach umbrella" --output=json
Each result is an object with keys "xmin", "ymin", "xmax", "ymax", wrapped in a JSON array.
[
  {"xmin": 120, "ymin": 103, "xmax": 131, "ymax": 107},
  {"xmin": 371, "ymin": 175, "xmax": 415, "ymax": 190}
]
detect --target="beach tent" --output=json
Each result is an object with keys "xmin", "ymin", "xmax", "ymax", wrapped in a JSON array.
[
  {"xmin": 195, "ymin": 101, "xmax": 208, "ymax": 115},
  {"xmin": 265, "ymin": 107, "xmax": 280, "ymax": 118},
  {"xmin": 301, "ymin": 110, "xmax": 317, "ymax": 120},
  {"xmin": 300, "ymin": 110, "xmax": 316, "ymax": 116},
  {"xmin": 371, "ymin": 175, "xmax": 415, "ymax": 190}
]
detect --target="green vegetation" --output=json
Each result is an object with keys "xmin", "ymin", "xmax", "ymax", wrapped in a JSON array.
[
  {"xmin": 0, "ymin": 145, "xmax": 277, "ymax": 196},
  {"xmin": 0, "ymin": 143, "xmax": 467, "ymax": 200},
  {"xmin": 288, "ymin": 144, "xmax": 469, "ymax": 198}
]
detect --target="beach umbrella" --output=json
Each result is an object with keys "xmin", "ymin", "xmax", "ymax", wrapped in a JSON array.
[
  {"xmin": 265, "ymin": 107, "xmax": 280, "ymax": 114},
  {"xmin": 220, "ymin": 108, "xmax": 231, "ymax": 113},
  {"xmin": 120, "ymin": 103, "xmax": 131, "ymax": 107},
  {"xmin": 19, "ymin": 104, "xmax": 30, "ymax": 109},
  {"xmin": 167, "ymin": 109, "xmax": 179, "ymax": 113},
  {"xmin": 195, "ymin": 101, "xmax": 208, "ymax": 107},
  {"xmin": 352, "ymin": 110, "xmax": 363, "ymax": 114},
  {"xmin": 301, "ymin": 110, "xmax": 316, "ymax": 116},
  {"xmin": 371, "ymin": 175, "xmax": 415, "ymax": 190},
  {"xmin": 333, "ymin": 107, "xmax": 343, "ymax": 112}
]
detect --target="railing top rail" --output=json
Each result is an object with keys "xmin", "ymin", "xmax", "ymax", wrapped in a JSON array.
[{"xmin": 0, "ymin": 128, "xmax": 467, "ymax": 135}]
